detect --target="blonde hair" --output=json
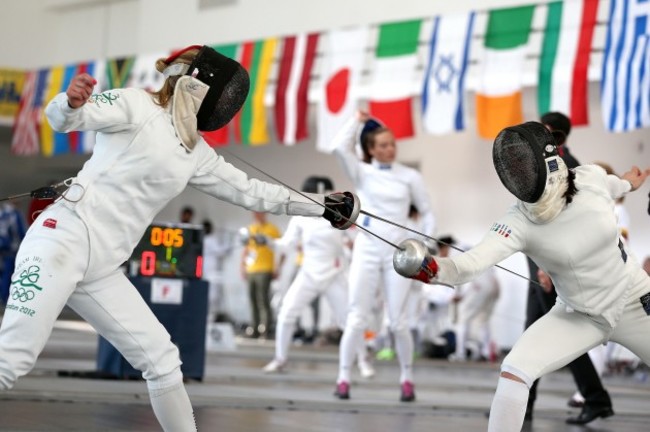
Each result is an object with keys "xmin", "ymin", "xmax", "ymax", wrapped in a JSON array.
[{"xmin": 151, "ymin": 48, "xmax": 200, "ymax": 108}]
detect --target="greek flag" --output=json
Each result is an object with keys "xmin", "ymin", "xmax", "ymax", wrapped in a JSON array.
[
  {"xmin": 422, "ymin": 12, "xmax": 475, "ymax": 135},
  {"xmin": 601, "ymin": 0, "xmax": 650, "ymax": 132}
]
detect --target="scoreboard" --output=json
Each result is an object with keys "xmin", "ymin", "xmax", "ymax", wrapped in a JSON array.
[{"xmin": 128, "ymin": 222, "xmax": 204, "ymax": 279}]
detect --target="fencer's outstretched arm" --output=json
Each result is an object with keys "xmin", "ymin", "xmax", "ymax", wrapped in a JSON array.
[
  {"xmin": 331, "ymin": 117, "xmax": 363, "ymax": 185},
  {"xmin": 190, "ymin": 146, "xmax": 326, "ymax": 217}
]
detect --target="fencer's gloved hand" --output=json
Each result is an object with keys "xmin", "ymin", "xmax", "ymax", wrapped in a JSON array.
[
  {"xmin": 322, "ymin": 191, "xmax": 360, "ymax": 230},
  {"xmin": 393, "ymin": 239, "xmax": 439, "ymax": 283}
]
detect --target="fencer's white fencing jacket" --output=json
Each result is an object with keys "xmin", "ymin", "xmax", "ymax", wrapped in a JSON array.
[
  {"xmin": 332, "ymin": 118, "xmax": 435, "ymax": 243},
  {"xmin": 276, "ymin": 216, "xmax": 350, "ymax": 282},
  {"xmin": 435, "ymin": 165, "xmax": 650, "ymax": 327},
  {"xmin": 45, "ymin": 88, "xmax": 324, "ymax": 281}
]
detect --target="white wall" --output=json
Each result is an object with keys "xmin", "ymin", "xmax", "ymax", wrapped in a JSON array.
[{"xmin": 1, "ymin": 0, "xmax": 649, "ymax": 348}]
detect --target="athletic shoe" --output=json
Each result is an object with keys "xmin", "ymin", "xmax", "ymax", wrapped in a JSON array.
[
  {"xmin": 334, "ymin": 381, "xmax": 350, "ymax": 400},
  {"xmin": 263, "ymin": 359, "xmax": 286, "ymax": 373},
  {"xmin": 358, "ymin": 360, "xmax": 376, "ymax": 378},
  {"xmin": 400, "ymin": 380, "xmax": 415, "ymax": 402},
  {"xmin": 376, "ymin": 348, "xmax": 396, "ymax": 361}
]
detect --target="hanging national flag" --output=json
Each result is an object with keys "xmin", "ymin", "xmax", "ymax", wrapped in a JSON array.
[
  {"xmin": 538, "ymin": 0, "xmax": 599, "ymax": 126},
  {"xmin": 105, "ymin": 57, "xmax": 135, "ymax": 89},
  {"xmin": 476, "ymin": 6, "xmax": 535, "ymax": 139},
  {"xmin": 80, "ymin": 60, "xmax": 101, "ymax": 153},
  {"xmin": 316, "ymin": 26, "xmax": 368, "ymax": 153},
  {"xmin": 601, "ymin": 0, "xmax": 650, "ymax": 132},
  {"xmin": 274, "ymin": 33, "xmax": 319, "ymax": 145},
  {"xmin": 368, "ymin": 20, "xmax": 422, "ymax": 139},
  {"xmin": 11, "ymin": 69, "xmax": 49, "ymax": 156},
  {"xmin": 235, "ymin": 38, "xmax": 277, "ymax": 146},
  {"xmin": 40, "ymin": 65, "xmax": 65, "ymax": 156},
  {"xmin": 422, "ymin": 12, "xmax": 475, "ymax": 135},
  {"xmin": 202, "ymin": 43, "xmax": 240, "ymax": 147},
  {"xmin": 0, "ymin": 69, "xmax": 25, "ymax": 120},
  {"xmin": 127, "ymin": 52, "xmax": 169, "ymax": 91}
]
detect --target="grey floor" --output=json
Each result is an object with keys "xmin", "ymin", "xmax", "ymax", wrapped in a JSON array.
[{"xmin": 0, "ymin": 321, "xmax": 648, "ymax": 432}]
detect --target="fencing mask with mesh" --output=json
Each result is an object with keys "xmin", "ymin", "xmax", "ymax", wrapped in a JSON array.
[
  {"xmin": 493, "ymin": 122, "xmax": 569, "ymax": 223},
  {"xmin": 163, "ymin": 45, "xmax": 250, "ymax": 150}
]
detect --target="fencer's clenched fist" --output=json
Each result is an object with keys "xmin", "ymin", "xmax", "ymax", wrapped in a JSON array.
[
  {"xmin": 66, "ymin": 73, "xmax": 97, "ymax": 109},
  {"xmin": 393, "ymin": 238, "xmax": 439, "ymax": 283},
  {"xmin": 322, "ymin": 191, "xmax": 360, "ymax": 230}
]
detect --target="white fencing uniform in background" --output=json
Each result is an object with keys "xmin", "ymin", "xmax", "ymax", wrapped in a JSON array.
[
  {"xmin": 332, "ymin": 118, "xmax": 435, "ymax": 390},
  {"xmin": 264, "ymin": 216, "xmax": 353, "ymax": 371},
  {"xmin": 0, "ymin": 88, "xmax": 326, "ymax": 432}
]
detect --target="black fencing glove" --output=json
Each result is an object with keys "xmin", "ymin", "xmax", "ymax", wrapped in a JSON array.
[{"xmin": 323, "ymin": 191, "xmax": 360, "ymax": 230}]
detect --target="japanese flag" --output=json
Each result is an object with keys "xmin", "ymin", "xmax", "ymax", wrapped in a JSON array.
[{"xmin": 316, "ymin": 27, "xmax": 368, "ymax": 153}]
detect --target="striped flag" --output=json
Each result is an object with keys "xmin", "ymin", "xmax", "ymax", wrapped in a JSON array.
[
  {"xmin": 316, "ymin": 27, "xmax": 368, "ymax": 153},
  {"xmin": 11, "ymin": 70, "xmax": 44, "ymax": 156},
  {"xmin": 538, "ymin": 0, "xmax": 599, "ymax": 126},
  {"xmin": 422, "ymin": 12, "xmax": 475, "ymax": 135},
  {"xmin": 601, "ymin": 0, "xmax": 650, "ymax": 132},
  {"xmin": 476, "ymin": 6, "xmax": 535, "ymax": 139},
  {"xmin": 368, "ymin": 20, "xmax": 422, "ymax": 139},
  {"xmin": 105, "ymin": 57, "xmax": 135, "ymax": 89},
  {"xmin": 235, "ymin": 38, "xmax": 278, "ymax": 146},
  {"xmin": 40, "ymin": 65, "xmax": 65, "ymax": 156},
  {"xmin": 274, "ymin": 33, "xmax": 319, "ymax": 145},
  {"xmin": 202, "ymin": 43, "xmax": 239, "ymax": 147}
]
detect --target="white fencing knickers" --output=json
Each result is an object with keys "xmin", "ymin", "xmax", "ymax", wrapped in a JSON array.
[
  {"xmin": 0, "ymin": 204, "xmax": 195, "ymax": 431},
  {"xmin": 339, "ymin": 232, "xmax": 414, "ymax": 383}
]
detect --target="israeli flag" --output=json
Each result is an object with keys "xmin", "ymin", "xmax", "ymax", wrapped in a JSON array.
[
  {"xmin": 601, "ymin": 0, "xmax": 650, "ymax": 132},
  {"xmin": 422, "ymin": 12, "xmax": 475, "ymax": 135}
]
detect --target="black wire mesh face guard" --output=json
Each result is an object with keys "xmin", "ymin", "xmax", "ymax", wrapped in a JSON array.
[
  {"xmin": 492, "ymin": 122, "xmax": 559, "ymax": 203},
  {"xmin": 188, "ymin": 46, "xmax": 250, "ymax": 131}
]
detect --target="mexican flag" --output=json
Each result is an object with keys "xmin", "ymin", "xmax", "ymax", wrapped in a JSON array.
[
  {"xmin": 538, "ymin": 0, "xmax": 599, "ymax": 125},
  {"xmin": 476, "ymin": 6, "xmax": 535, "ymax": 139},
  {"xmin": 368, "ymin": 20, "xmax": 422, "ymax": 139}
]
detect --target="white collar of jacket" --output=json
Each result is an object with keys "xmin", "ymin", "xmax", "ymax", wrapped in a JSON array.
[
  {"xmin": 371, "ymin": 159, "xmax": 392, "ymax": 170},
  {"xmin": 171, "ymin": 76, "xmax": 210, "ymax": 152}
]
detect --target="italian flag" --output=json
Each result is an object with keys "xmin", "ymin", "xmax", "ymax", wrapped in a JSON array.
[
  {"xmin": 476, "ymin": 6, "xmax": 535, "ymax": 139},
  {"xmin": 368, "ymin": 20, "xmax": 422, "ymax": 139},
  {"xmin": 202, "ymin": 43, "xmax": 239, "ymax": 147},
  {"xmin": 274, "ymin": 33, "xmax": 319, "ymax": 145},
  {"xmin": 538, "ymin": 0, "xmax": 599, "ymax": 125},
  {"xmin": 235, "ymin": 38, "xmax": 277, "ymax": 146}
]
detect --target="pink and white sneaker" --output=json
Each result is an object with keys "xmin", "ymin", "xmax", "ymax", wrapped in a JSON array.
[
  {"xmin": 400, "ymin": 380, "xmax": 415, "ymax": 402},
  {"xmin": 334, "ymin": 381, "xmax": 350, "ymax": 400}
]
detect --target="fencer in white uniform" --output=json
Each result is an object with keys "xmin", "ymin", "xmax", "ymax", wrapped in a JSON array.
[
  {"xmin": 395, "ymin": 122, "xmax": 650, "ymax": 431},
  {"xmin": 263, "ymin": 177, "xmax": 372, "ymax": 374},
  {"xmin": 332, "ymin": 112, "xmax": 435, "ymax": 401},
  {"xmin": 0, "ymin": 46, "xmax": 358, "ymax": 432}
]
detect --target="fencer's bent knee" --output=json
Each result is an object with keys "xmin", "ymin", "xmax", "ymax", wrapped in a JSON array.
[{"xmin": 346, "ymin": 312, "xmax": 367, "ymax": 331}]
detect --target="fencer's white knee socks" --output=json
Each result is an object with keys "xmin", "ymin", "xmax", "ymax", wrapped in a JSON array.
[
  {"xmin": 275, "ymin": 322, "xmax": 294, "ymax": 362},
  {"xmin": 394, "ymin": 329, "xmax": 414, "ymax": 383},
  {"xmin": 487, "ymin": 376, "xmax": 529, "ymax": 432},
  {"xmin": 148, "ymin": 368, "xmax": 196, "ymax": 432}
]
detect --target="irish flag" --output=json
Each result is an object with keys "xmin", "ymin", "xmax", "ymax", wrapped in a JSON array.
[
  {"xmin": 235, "ymin": 38, "xmax": 277, "ymax": 146},
  {"xmin": 274, "ymin": 33, "xmax": 319, "ymax": 145},
  {"xmin": 476, "ymin": 6, "xmax": 535, "ymax": 139},
  {"xmin": 316, "ymin": 27, "xmax": 368, "ymax": 152},
  {"xmin": 538, "ymin": 0, "xmax": 599, "ymax": 125},
  {"xmin": 368, "ymin": 20, "xmax": 422, "ymax": 139}
]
